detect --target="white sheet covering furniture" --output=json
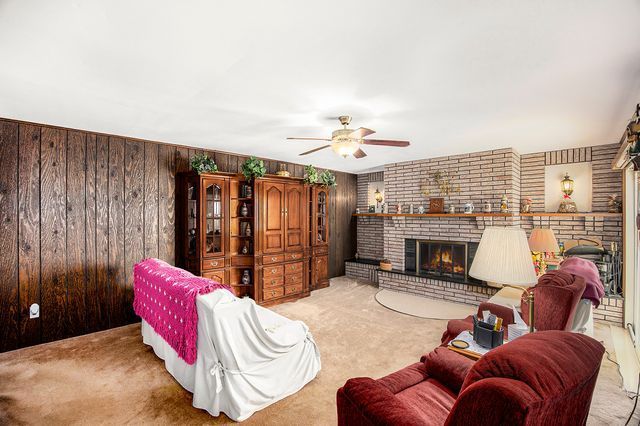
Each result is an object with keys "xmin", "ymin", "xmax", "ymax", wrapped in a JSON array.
[{"xmin": 141, "ymin": 289, "xmax": 321, "ymax": 421}]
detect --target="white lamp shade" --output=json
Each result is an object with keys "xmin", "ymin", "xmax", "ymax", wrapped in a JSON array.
[{"xmin": 469, "ymin": 227, "xmax": 538, "ymax": 287}]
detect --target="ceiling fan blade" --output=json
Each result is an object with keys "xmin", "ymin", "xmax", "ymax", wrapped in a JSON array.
[
  {"xmin": 299, "ymin": 145, "xmax": 331, "ymax": 156},
  {"xmin": 287, "ymin": 137, "xmax": 332, "ymax": 141},
  {"xmin": 353, "ymin": 148, "xmax": 367, "ymax": 159},
  {"xmin": 361, "ymin": 139, "xmax": 410, "ymax": 147},
  {"xmin": 349, "ymin": 127, "xmax": 376, "ymax": 139}
]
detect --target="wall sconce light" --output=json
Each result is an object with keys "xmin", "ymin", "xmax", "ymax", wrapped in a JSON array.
[
  {"xmin": 374, "ymin": 188, "xmax": 383, "ymax": 205},
  {"xmin": 560, "ymin": 172, "xmax": 574, "ymax": 197}
]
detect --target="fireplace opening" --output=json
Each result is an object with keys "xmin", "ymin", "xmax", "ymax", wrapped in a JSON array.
[{"xmin": 405, "ymin": 239, "xmax": 480, "ymax": 284}]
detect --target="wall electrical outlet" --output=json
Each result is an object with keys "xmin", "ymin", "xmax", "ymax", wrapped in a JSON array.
[{"xmin": 29, "ymin": 303, "xmax": 39, "ymax": 319}]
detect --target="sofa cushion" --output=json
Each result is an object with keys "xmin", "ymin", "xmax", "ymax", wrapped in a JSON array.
[
  {"xmin": 377, "ymin": 362, "xmax": 428, "ymax": 394},
  {"xmin": 422, "ymin": 347, "xmax": 474, "ymax": 394},
  {"xmin": 461, "ymin": 330, "xmax": 604, "ymax": 399},
  {"xmin": 396, "ymin": 378, "xmax": 456, "ymax": 425}
]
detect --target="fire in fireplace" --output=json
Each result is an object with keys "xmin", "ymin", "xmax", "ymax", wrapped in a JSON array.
[{"xmin": 405, "ymin": 239, "xmax": 480, "ymax": 283}]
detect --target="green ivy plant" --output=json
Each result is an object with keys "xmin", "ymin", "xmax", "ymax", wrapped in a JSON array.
[
  {"xmin": 319, "ymin": 170, "xmax": 337, "ymax": 188},
  {"xmin": 304, "ymin": 164, "xmax": 319, "ymax": 184},
  {"xmin": 241, "ymin": 156, "xmax": 267, "ymax": 181},
  {"xmin": 190, "ymin": 153, "xmax": 218, "ymax": 174}
]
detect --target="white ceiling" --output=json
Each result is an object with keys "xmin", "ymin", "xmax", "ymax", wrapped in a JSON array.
[{"xmin": 1, "ymin": 1, "xmax": 639, "ymax": 173}]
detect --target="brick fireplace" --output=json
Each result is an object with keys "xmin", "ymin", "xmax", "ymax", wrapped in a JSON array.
[
  {"xmin": 346, "ymin": 143, "xmax": 624, "ymax": 325},
  {"xmin": 405, "ymin": 239, "xmax": 480, "ymax": 284}
]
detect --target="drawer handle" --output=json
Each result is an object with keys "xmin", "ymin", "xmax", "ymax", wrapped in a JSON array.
[
  {"xmin": 271, "ymin": 257, "xmax": 277, "ymax": 261},
  {"xmin": 211, "ymin": 261, "xmax": 218, "ymax": 267},
  {"xmin": 271, "ymin": 291, "xmax": 276, "ymax": 296},
  {"xmin": 271, "ymin": 279, "xmax": 276, "ymax": 285},
  {"xmin": 272, "ymin": 268, "xmax": 277, "ymax": 274}
]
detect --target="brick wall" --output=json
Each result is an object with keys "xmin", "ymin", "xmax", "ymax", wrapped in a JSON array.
[
  {"xmin": 354, "ymin": 143, "xmax": 623, "ymax": 324},
  {"xmin": 594, "ymin": 296, "xmax": 624, "ymax": 325},
  {"xmin": 345, "ymin": 261, "xmax": 380, "ymax": 283},
  {"xmin": 378, "ymin": 271, "xmax": 498, "ymax": 306},
  {"xmin": 356, "ymin": 172, "xmax": 385, "ymax": 260}
]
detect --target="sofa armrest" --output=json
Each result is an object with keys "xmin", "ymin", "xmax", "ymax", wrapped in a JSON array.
[
  {"xmin": 477, "ymin": 302, "xmax": 516, "ymax": 325},
  {"xmin": 338, "ymin": 378, "xmax": 426, "ymax": 426},
  {"xmin": 422, "ymin": 347, "xmax": 474, "ymax": 394}
]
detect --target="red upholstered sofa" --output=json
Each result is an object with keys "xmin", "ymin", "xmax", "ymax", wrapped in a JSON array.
[
  {"xmin": 441, "ymin": 270, "xmax": 586, "ymax": 345},
  {"xmin": 337, "ymin": 331, "xmax": 604, "ymax": 426}
]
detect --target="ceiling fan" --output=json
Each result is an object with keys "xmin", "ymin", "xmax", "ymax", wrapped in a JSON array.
[{"xmin": 287, "ymin": 115, "xmax": 410, "ymax": 158}]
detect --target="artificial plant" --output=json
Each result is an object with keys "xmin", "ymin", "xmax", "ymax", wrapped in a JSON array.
[
  {"xmin": 319, "ymin": 169, "xmax": 337, "ymax": 188},
  {"xmin": 190, "ymin": 153, "xmax": 218, "ymax": 174},
  {"xmin": 241, "ymin": 156, "xmax": 267, "ymax": 181},
  {"xmin": 304, "ymin": 165, "xmax": 319, "ymax": 184}
]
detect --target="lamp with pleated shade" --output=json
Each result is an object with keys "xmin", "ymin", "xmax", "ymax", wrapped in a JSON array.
[
  {"xmin": 469, "ymin": 227, "xmax": 538, "ymax": 288},
  {"xmin": 469, "ymin": 227, "xmax": 538, "ymax": 332},
  {"xmin": 528, "ymin": 228, "xmax": 560, "ymax": 253}
]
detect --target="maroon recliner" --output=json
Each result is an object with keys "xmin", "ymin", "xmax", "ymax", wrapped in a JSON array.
[
  {"xmin": 337, "ymin": 331, "xmax": 604, "ymax": 426},
  {"xmin": 441, "ymin": 270, "xmax": 586, "ymax": 345}
]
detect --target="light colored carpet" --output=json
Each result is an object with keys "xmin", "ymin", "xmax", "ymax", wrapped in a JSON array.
[
  {"xmin": 0, "ymin": 277, "xmax": 636, "ymax": 425},
  {"xmin": 375, "ymin": 289, "xmax": 476, "ymax": 319}
]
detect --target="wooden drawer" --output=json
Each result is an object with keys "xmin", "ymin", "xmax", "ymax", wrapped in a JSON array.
[
  {"xmin": 284, "ymin": 261, "xmax": 304, "ymax": 275},
  {"xmin": 313, "ymin": 246, "xmax": 328, "ymax": 256},
  {"xmin": 263, "ymin": 264, "xmax": 284, "ymax": 278},
  {"xmin": 202, "ymin": 258, "xmax": 224, "ymax": 270},
  {"xmin": 231, "ymin": 256, "xmax": 253, "ymax": 267},
  {"xmin": 263, "ymin": 276, "xmax": 284, "ymax": 289},
  {"xmin": 202, "ymin": 269, "xmax": 226, "ymax": 284},
  {"xmin": 263, "ymin": 286, "xmax": 284, "ymax": 301},
  {"xmin": 285, "ymin": 273, "xmax": 303, "ymax": 285},
  {"xmin": 285, "ymin": 284, "xmax": 302, "ymax": 295},
  {"xmin": 285, "ymin": 252, "xmax": 304, "ymax": 262},
  {"xmin": 263, "ymin": 254, "xmax": 284, "ymax": 265}
]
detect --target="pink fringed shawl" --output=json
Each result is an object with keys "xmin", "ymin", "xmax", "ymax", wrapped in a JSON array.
[{"xmin": 133, "ymin": 258, "xmax": 231, "ymax": 364}]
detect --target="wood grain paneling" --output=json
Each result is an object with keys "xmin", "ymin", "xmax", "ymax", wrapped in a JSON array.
[
  {"xmin": 0, "ymin": 117, "xmax": 356, "ymax": 351},
  {"xmin": 144, "ymin": 142, "xmax": 159, "ymax": 259},
  {"xmin": 108, "ymin": 137, "xmax": 126, "ymax": 327},
  {"xmin": 66, "ymin": 130, "xmax": 87, "ymax": 336},
  {"xmin": 85, "ymin": 134, "xmax": 99, "ymax": 332},
  {"xmin": 0, "ymin": 120, "xmax": 19, "ymax": 352},
  {"xmin": 124, "ymin": 140, "xmax": 144, "ymax": 322},
  {"xmin": 95, "ymin": 135, "xmax": 110, "ymax": 330},
  {"xmin": 17, "ymin": 124, "xmax": 41, "ymax": 346},
  {"xmin": 40, "ymin": 127, "xmax": 67, "ymax": 342},
  {"xmin": 159, "ymin": 145, "xmax": 176, "ymax": 264}
]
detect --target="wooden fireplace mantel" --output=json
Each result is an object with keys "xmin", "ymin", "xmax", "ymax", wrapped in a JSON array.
[{"xmin": 352, "ymin": 213, "xmax": 514, "ymax": 218}]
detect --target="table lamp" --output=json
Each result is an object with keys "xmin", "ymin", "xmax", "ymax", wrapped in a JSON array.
[
  {"xmin": 469, "ymin": 227, "xmax": 538, "ymax": 332},
  {"xmin": 528, "ymin": 228, "xmax": 560, "ymax": 275}
]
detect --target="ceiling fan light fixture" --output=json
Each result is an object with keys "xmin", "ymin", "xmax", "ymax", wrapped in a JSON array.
[{"xmin": 331, "ymin": 139, "xmax": 359, "ymax": 158}]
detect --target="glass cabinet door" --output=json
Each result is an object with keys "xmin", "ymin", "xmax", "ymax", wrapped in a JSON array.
[
  {"xmin": 316, "ymin": 190, "xmax": 327, "ymax": 243},
  {"xmin": 203, "ymin": 179, "xmax": 224, "ymax": 256},
  {"xmin": 187, "ymin": 181, "xmax": 198, "ymax": 257}
]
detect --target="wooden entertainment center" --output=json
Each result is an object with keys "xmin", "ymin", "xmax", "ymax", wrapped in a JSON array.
[{"xmin": 176, "ymin": 172, "xmax": 330, "ymax": 305}]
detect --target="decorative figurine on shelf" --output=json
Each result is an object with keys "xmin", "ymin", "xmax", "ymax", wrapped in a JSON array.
[
  {"xmin": 500, "ymin": 194, "xmax": 509, "ymax": 213},
  {"xmin": 317, "ymin": 232, "xmax": 323, "ymax": 242},
  {"xmin": 409, "ymin": 204, "xmax": 414, "ymax": 214},
  {"xmin": 396, "ymin": 203, "xmax": 402, "ymax": 214},
  {"xmin": 383, "ymin": 203, "xmax": 389, "ymax": 214},
  {"xmin": 240, "ymin": 202, "xmax": 249, "ymax": 217},
  {"xmin": 608, "ymin": 194, "xmax": 622, "ymax": 213},
  {"xmin": 417, "ymin": 205, "xmax": 425, "ymax": 214},
  {"xmin": 521, "ymin": 196, "xmax": 532, "ymax": 213},
  {"xmin": 241, "ymin": 242, "xmax": 249, "ymax": 255},
  {"xmin": 244, "ymin": 222, "xmax": 252, "ymax": 237},
  {"xmin": 429, "ymin": 197, "xmax": 445, "ymax": 213},
  {"xmin": 242, "ymin": 270, "xmax": 251, "ymax": 285},
  {"xmin": 483, "ymin": 200, "xmax": 492, "ymax": 213},
  {"xmin": 464, "ymin": 202, "xmax": 474, "ymax": 214},
  {"xmin": 448, "ymin": 205, "xmax": 456, "ymax": 214},
  {"xmin": 368, "ymin": 205, "xmax": 375, "ymax": 213},
  {"xmin": 245, "ymin": 185, "xmax": 252, "ymax": 199}
]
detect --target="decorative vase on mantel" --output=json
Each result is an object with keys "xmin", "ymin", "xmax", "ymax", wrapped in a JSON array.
[{"xmin": 240, "ymin": 202, "xmax": 249, "ymax": 217}]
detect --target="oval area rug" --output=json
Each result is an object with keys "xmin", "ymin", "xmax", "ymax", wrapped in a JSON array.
[{"xmin": 375, "ymin": 289, "xmax": 476, "ymax": 320}]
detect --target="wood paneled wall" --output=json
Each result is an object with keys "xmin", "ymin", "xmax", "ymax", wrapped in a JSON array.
[{"xmin": 0, "ymin": 118, "xmax": 356, "ymax": 352}]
